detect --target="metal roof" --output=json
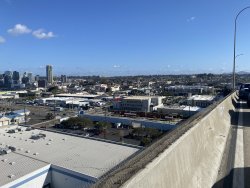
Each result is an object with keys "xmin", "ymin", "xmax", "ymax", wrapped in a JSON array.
[
  {"xmin": 0, "ymin": 152, "xmax": 49, "ymax": 187},
  {"xmin": 0, "ymin": 126, "xmax": 139, "ymax": 179}
]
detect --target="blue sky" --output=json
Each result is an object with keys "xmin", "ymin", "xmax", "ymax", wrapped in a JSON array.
[{"xmin": 0, "ymin": 0, "xmax": 250, "ymax": 76}]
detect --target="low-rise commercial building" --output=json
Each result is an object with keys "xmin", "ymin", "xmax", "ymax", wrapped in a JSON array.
[
  {"xmin": 157, "ymin": 105, "xmax": 201, "ymax": 118},
  {"xmin": 0, "ymin": 126, "xmax": 139, "ymax": 187},
  {"xmin": 113, "ymin": 96, "xmax": 165, "ymax": 113},
  {"xmin": 165, "ymin": 85, "xmax": 214, "ymax": 95},
  {"xmin": 185, "ymin": 95, "xmax": 215, "ymax": 108}
]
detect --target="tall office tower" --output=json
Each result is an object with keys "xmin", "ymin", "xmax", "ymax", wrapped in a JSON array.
[
  {"xmin": 35, "ymin": 75, "xmax": 40, "ymax": 81},
  {"xmin": 4, "ymin": 71, "xmax": 12, "ymax": 76},
  {"xmin": 12, "ymin": 71, "xmax": 20, "ymax": 84},
  {"xmin": 61, "ymin": 75, "xmax": 67, "ymax": 83},
  {"xmin": 0, "ymin": 74, "xmax": 4, "ymax": 86},
  {"xmin": 4, "ymin": 75, "xmax": 12, "ymax": 88},
  {"xmin": 46, "ymin": 65, "xmax": 53, "ymax": 84},
  {"xmin": 27, "ymin": 72, "xmax": 33, "ymax": 83}
]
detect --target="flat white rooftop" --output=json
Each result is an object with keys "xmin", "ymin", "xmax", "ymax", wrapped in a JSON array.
[
  {"xmin": 188, "ymin": 95, "xmax": 215, "ymax": 101},
  {"xmin": 55, "ymin": 93, "xmax": 99, "ymax": 98},
  {"xmin": 0, "ymin": 126, "xmax": 139, "ymax": 179},
  {"xmin": 124, "ymin": 96, "xmax": 164, "ymax": 100},
  {"xmin": 0, "ymin": 152, "xmax": 49, "ymax": 187}
]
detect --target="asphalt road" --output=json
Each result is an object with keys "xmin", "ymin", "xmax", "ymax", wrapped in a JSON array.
[{"xmin": 214, "ymin": 100, "xmax": 250, "ymax": 188}]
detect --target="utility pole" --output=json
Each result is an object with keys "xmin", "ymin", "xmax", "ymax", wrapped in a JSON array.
[
  {"xmin": 24, "ymin": 103, "xmax": 27, "ymax": 126},
  {"xmin": 232, "ymin": 6, "xmax": 250, "ymax": 90},
  {"xmin": 53, "ymin": 99, "xmax": 56, "ymax": 116}
]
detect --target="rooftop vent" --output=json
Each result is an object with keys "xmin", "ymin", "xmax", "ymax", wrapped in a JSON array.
[
  {"xmin": 0, "ymin": 147, "xmax": 11, "ymax": 155},
  {"xmin": 8, "ymin": 174, "xmax": 15, "ymax": 178},
  {"xmin": 9, "ymin": 146, "xmax": 16, "ymax": 152},
  {"xmin": 30, "ymin": 133, "xmax": 46, "ymax": 140},
  {"xmin": 9, "ymin": 162, "xmax": 15, "ymax": 165},
  {"xmin": 25, "ymin": 127, "xmax": 33, "ymax": 131},
  {"xmin": 7, "ymin": 129, "xmax": 18, "ymax": 134}
]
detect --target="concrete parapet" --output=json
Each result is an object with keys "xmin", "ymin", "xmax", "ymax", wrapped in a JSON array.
[{"xmin": 94, "ymin": 93, "xmax": 236, "ymax": 188}]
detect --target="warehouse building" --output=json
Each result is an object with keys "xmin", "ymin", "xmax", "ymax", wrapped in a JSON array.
[
  {"xmin": 0, "ymin": 126, "xmax": 139, "ymax": 188},
  {"xmin": 113, "ymin": 96, "xmax": 165, "ymax": 113},
  {"xmin": 185, "ymin": 95, "xmax": 216, "ymax": 108}
]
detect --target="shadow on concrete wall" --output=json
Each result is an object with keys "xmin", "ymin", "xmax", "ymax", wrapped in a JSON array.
[
  {"xmin": 227, "ymin": 95, "xmax": 250, "ymax": 126},
  {"xmin": 229, "ymin": 109, "xmax": 239, "ymax": 126},
  {"xmin": 231, "ymin": 96, "xmax": 239, "ymax": 109},
  {"xmin": 212, "ymin": 167, "xmax": 250, "ymax": 188}
]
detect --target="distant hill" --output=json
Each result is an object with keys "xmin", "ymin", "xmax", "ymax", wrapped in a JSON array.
[{"xmin": 237, "ymin": 71, "xmax": 250, "ymax": 75}]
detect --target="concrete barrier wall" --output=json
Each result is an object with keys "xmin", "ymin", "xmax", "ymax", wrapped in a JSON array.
[{"xmin": 121, "ymin": 93, "xmax": 236, "ymax": 188}]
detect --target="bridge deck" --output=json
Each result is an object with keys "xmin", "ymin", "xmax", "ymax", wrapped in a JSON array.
[{"xmin": 214, "ymin": 100, "xmax": 250, "ymax": 188}]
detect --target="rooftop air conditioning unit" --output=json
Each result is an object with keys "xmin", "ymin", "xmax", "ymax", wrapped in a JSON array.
[{"xmin": 0, "ymin": 147, "xmax": 11, "ymax": 155}]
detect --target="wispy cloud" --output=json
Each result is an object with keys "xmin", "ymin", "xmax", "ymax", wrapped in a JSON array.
[
  {"xmin": 32, "ymin": 29, "xmax": 55, "ymax": 39},
  {"xmin": 7, "ymin": 24, "xmax": 32, "ymax": 35},
  {"xmin": 0, "ymin": 36, "xmax": 6, "ymax": 44},
  {"xmin": 113, "ymin": 65, "xmax": 121, "ymax": 68},
  {"xmin": 187, "ymin": 16, "xmax": 196, "ymax": 22},
  {"xmin": 7, "ymin": 24, "xmax": 56, "ymax": 39}
]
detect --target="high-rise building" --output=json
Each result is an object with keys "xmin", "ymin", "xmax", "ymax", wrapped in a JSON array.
[
  {"xmin": 4, "ymin": 75, "xmax": 12, "ymax": 88},
  {"xmin": 27, "ymin": 72, "xmax": 33, "ymax": 82},
  {"xmin": 46, "ymin": 65, "xmax": 53, "ymax": 84},
  {"xmin": 4, "ymin": 71, "xmax": 12, "ymax": 77},
  {"xmin": 35, "ymin": 75, "xmax": 40, "ymax": 81},
  {"xmin": 12, "ymin": 71, "xmax": 20, "ymax": 84},
  {"xmin": 61, "ymin": 75, "xmax": 67, "ymax": 83},
  {"xmin": 38, "ymin": 79, "xmax": 47, "ymax": 88}
]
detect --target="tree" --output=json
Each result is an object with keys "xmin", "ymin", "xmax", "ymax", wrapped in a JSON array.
[
  {"xmin": 61, "ymin": 117, "xmax": 94, "ymax": 130},
  {"xmin": 95, "ymin": 121, "xmax": 111, "ymax": 139},
  {"xmin": 47, "ymin": 86, "xmax": 61, "ymax": 94},
  {"xmin": 140, "ymin": 137, "xmax": 152, "ymax": 146},
  {"xmin": 46, "ymin": 113, "xmax": 55, "ymax": 120},
  {"xmin": 81, "ymin": 118, "xmax": 94, "ymax": 129}
]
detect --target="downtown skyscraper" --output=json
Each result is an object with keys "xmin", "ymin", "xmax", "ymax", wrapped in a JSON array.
[{"xmin": 46, "ymin": 65, "xmax": 53, "ymax": 84}]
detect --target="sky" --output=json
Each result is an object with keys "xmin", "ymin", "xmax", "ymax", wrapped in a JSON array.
[{"xmin": 1, "ymin": 0, "xmax": 250, "ymax": 76}]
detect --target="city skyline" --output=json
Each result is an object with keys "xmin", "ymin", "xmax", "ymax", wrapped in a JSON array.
[{"xmin": 1, "ymin": 0, "xmax": 250, "ymax": 76}]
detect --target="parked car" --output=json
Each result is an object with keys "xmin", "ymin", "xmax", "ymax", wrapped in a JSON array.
[{"xmin": 239, "ymin": 83, "xmax": 250, "ymax": 100}]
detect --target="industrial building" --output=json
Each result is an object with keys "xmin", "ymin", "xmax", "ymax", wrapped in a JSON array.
[
  {"xmin": 55, "ymin": 93, "xmax": 100, "ymax": 99},
  {"xmin": 0, "ymin": 110, "xmax": 31, "ymax": 127},
  {"xmin": 165, "ymin": 85, "xmax": 214, "ymax": 95},
  {"xmin": 34, "ymin": 97, "xmax": 90, "ymax": 108},
  {"xmin": 157, "ymin": 105, "xmax": 201, "ymax": 118},
  {"xmin": 0, "ymin": 126, "xmax": 139, "ymax": 188},
  {"xmin": 113, "ymin": 96, "xmax": 164, "ymax": 113},
  {"xmin": 185, "ymin": 95, "xmax": 216, "ymax": 108}
]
